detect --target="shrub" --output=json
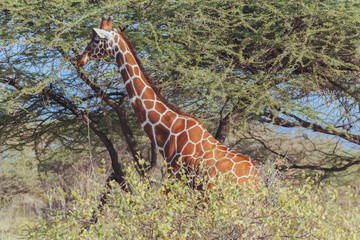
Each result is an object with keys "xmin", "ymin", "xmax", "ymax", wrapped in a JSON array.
[{"xmin": 29, "ymin": 165, "xmax": 360, "ymax": 239}]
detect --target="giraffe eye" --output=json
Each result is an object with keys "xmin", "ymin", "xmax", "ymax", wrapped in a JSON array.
[{"xmin": 93, "ymin": 36, "xmax": 101, "ymax": 44}]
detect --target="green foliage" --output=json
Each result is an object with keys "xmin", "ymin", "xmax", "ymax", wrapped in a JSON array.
[
  {"xmin": 1, "ymin": 0, "xmax": 359, "ymax": 176},
  {"xmin": 28, "ymin": 165, "xmax": 360, "ymax": 239},
  {"xmin": 1, "ymin": 2, "xmax": 360, "ymax": 238},
  {"xmin": 136, "ymin": 0, "xmax": 360, "ymax": 121}
]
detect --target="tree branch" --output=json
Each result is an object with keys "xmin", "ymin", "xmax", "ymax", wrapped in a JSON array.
[
  {"xmin": 215, "ymin": 98, "xmax": 248, "ymax": 143},
  {"xmin": 289, "ymin": 160, "xmax": 360, "ymax": 172},
  {"xmin": 57, "ymin": 46, "xmax": 154, "ymax": 176},
  {"xmin": 4, "ymin": 77, "xmax": 129, "ymax": 190},
  {"xmin": 260, "ymin": 112, "xmax": 360, "ymax": 145},
  {"xmin": 247, "ymin": 129, "xmax": 360, "ymax": 173},
  {"xmin": 81, "ymin": 91, "xmax": 127, "ymax": 103}
]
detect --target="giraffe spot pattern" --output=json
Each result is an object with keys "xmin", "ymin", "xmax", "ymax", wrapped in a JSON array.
[
  {"xmin": 133, "ymin": 77, "xmax": 146, "ymax": 96},
  {"xmin": 164, "ymin": 135, "xmax": 176, "ymax": 160},
  {"xmin": 188, "ymin": 126, "xmax": 202, "ymax": 143},
  {"xmin": 155, "ymin": 123, "xmax": 170, "ymax": 148},
  {"xmin": 182, "ymin": 141, "xmax": 195, "ymax": 156},
  {"xmin": 126, "ymin": 64, "xmax": 134, "ymax": 76},
  {"xmin": 148, "ymin": 110, "xmax": 160, "ymax": 124},
  {"xmin": 171, "ymin": 118, "xmax": 186, "ymax": 134},
  {"xmin": 80, "ymin": 26, "xmax": 259, "ymax": 188},
  {"xmin": 155, "ymin": 102, "xmax": 167, "ymax": 114},
  {"xmin": 143, "ymin": 123, "xmax": 155, "ymax": 144},
  {"xmin": 133, "ymin": 98, "xmax": 146, "ymax": 124},
  {"xmin": 134, "ymin": 66, "xmax": 140, "ymax": 76},
  {"xmin": 161, "ymin": 111, "xmax": 176, "ymax": 128},
  {"xmin": 144, "ymin": 100, "xmax": 155, "ymax": 109},
  {"xmin": 142, "ymin": 88, "xmax": 155, "ymax": 101}
]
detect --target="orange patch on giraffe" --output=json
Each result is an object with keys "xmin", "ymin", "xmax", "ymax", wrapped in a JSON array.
[
  {"xmin": 134, "ymin": 66, "xmax": 140, "ymax": 76},
  {"xmin": 161, "ymin": 111, "xmax": 177, "ymax": 129},
  {"xmin": 171, "ymin": 118, "xmax": 185, "ymax": 134},
  {"xmin": 164, "ymin": 135, "xmax": 176, "ymax": 161},
  {"xmin": 215, "ymin": 159, "xmax": 234, "ymax": 173},
  {"xmin": 186, "ymin": 119, "xmax": 197, "ymax": 129},
  {"xmin": 214, "ymin": 149, "xmax": 227, "ymax": 160},
  {"xmin": 177, "ymin": 131, "xmax": 188, "ymax": 153},
  {"xmin": 201, "ymin": 140, "xmax": 211, "ymax": 152},
  {"xmin": 204, "ymin": 159, "xmax": 216, "ymax": 166},
  {"xmin": 154, "ymin": 124, "xmax": 170, "ymax": 148},
  {"xmin": 126, "ymin": 64, "xmax": 134, "ymax": 76},
  {"xmin": 208, "ymin": 137, "xmax": 217, "ymax": 143},
  {"xmin": 217, "ymin": 145, "xmax": 228, "ymax": 151},
  {"xmin": 148, "ymin": 110, "xmax": 161, "ymax": 124},
  {"xmin": 118, "ymin": 40, "xmax": 126, "ymax": 52},
  {"xmin": 142, "ymin": 88, "xmax": 155, "ymax": 100},
  {"xmin": 125, "ymin": 52, "xmax": 136, "ymax": 65},
  {"xmin": 114, "ymin": 35, "xmax": 119, "ymax": 44},
  {"xmin": 233, "ymin": 162, "xmax": 251, "ymax": 177},
  {"xmin": 133, "ymin": 99, "xmax": 146, "ymax": 124},
  {"xmin": 194, "ymin": 142, "xmax": 204, "ymax": 158},
  {"xmin": 132, "ymin": 77, "xmax": 146, "ymax": 96},
  {"xmin": 155, "ymin": 102, "xmax": 167, "ymax": 114},
  {"xmin": 202, "ymin": 131, "xmax": 211, "ymax": 139},
  {"xmin": 202, "ymin": 149, "xmax": 214, "ymax": 161},
  {"xmin": 225, "ymin": 153, "xmax": 236, "ymax": 160},
  {"xmin": 208, "ymin": 166, "xmax": 217, "ymax": 179},
  {"xmin": 188, "ymin": 126, "xmax": 203, "ymax": 143},
  {"xmin": 232, "ymin": 154, "xmax": 250, "ymax": 163},
  {"xmin": 182, "ymin": 142, "xmax": 195, "ymax": 156},
  {"xmin": 144, "ymin": 100, "xmax": 155, "ymax": 109}
]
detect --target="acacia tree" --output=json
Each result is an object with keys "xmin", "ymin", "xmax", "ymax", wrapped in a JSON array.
[
  {"xmin": 134, "ymin": 0, "xmax": 360, "ymax": 176},
  {"xmin": 1, "ymin": 0, "xmax": 359, "ymax": 187},
  {"xmin": 0, "ymin": 1, "xmax": 157, "ymax": 184}
]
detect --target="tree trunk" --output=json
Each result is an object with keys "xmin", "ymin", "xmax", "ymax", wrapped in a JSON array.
[{"xmin": 215, "ymin": 108, "xmax": 242, "ymax": 143}]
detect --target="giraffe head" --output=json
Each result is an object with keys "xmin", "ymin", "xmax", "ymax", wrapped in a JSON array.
[{"xmin": 78, "ymin": 16, "xmax": 115, "ymax": 67}]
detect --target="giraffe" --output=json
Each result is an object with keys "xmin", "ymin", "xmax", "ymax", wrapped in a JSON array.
[{"xmin": 78, "ymin": 16, "xmax": 259, "ymax": 188}]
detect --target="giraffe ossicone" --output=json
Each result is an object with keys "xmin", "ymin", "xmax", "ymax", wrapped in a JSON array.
[{"xmin": 78, "ymin": 16, "xmax": 259, "ymax": 188}]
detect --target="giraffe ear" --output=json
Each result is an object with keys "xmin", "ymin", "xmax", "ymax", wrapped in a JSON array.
[{"xmin": 93, "ymin": 28, "xmax": 112, "ymax": 40}]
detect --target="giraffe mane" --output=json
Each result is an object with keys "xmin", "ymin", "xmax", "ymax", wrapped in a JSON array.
[{"xmin": 116, "ymin": 29, "xmax": 200, "ymax": 122}]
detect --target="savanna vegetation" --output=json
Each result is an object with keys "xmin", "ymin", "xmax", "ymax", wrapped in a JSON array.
[{"xmin": 1, "ymin": 0, "xmax": 359, "ymax": 239}]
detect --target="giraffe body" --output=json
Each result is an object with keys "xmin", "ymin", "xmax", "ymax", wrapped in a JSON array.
[{"xmin": 78, "ymin": 16, "xmax": 258, "ymax": 188}]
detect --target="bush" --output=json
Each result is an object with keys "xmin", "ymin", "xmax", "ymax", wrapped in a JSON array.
[{"xmin": 29, "ymin": 165, "xmax": 360, "ymax": 239}]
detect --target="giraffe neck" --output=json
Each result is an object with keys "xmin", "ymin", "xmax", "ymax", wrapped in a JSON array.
[
  {"xmin": 109, "ymin": 30, "xmax": 191, "ymax": 157},
  {"xmin": 98, "ymin": 29, "xmax": 258, "ymax": 186}
]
